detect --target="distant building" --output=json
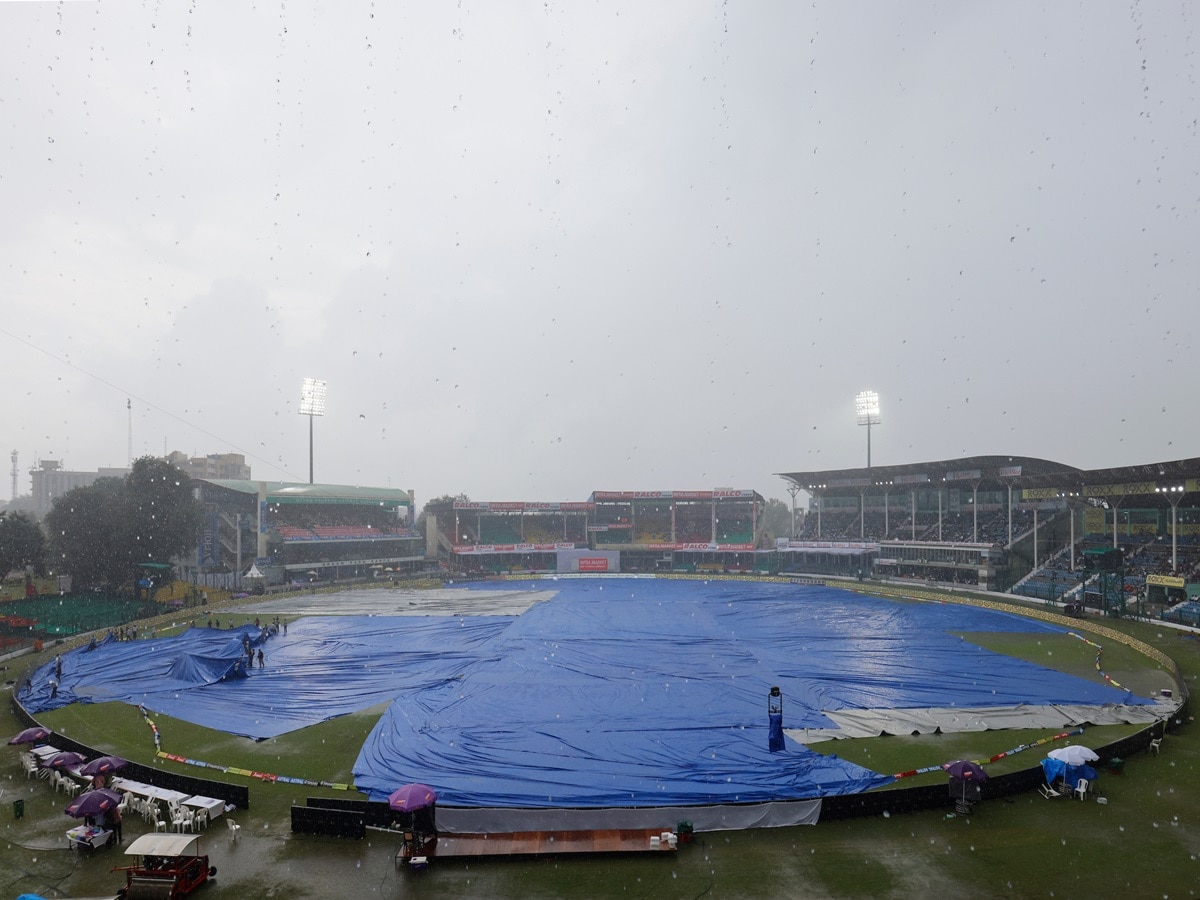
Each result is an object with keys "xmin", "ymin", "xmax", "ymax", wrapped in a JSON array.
[
  {"xmin": 165, "ymin": 451, "xmax": 251, "ymax": 481},
  {"xmin": 28, "ymin": 460, "xmax": 131, "ymax": 519}
]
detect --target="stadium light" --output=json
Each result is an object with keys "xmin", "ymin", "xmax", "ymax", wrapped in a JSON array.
[
  {"xmin": 300, "ymin": 377, "xmax": 327, "ymax": 484},
  {"xmin": 855, "ymin": 390, "xmax": 881, "ymax": 468}
]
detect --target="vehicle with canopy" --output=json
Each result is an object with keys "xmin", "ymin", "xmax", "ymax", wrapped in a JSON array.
[{"xmin": 112, "ymin": 832, "xmax": 216, "ymax": 899}]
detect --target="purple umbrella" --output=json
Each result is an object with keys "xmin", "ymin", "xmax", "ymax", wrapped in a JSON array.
[
  {"xmin": 64, "ymin": 788, "xmax": 123, "ymax": 819},
  {"xmin": 942, "ymin": 759, "xmax": 989, "ymax": 781},
  {"xmin": 388, "ymin": 783, "xmax": 437, "ymax": 812},
  {"xmin": 8, "ymin": 726, "xmax": 52, "ymax": 745},
  {"xmin": 80, "ymin": 755, "xmax": 128, "ymax": 776},
  {"xmin": 46, "ymin": 751, "xmax": 87, "ymax": 770}
]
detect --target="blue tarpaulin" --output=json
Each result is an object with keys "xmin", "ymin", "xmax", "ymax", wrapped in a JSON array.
[
  {"xmin": 1041, "ymin": 757, "xmax": 1099, "ymax": 791},
  {"xmin": 22, "ymin": 580, "xmax": 1150, "ymax": 808}
]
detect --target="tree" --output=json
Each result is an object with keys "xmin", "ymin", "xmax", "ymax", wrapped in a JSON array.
[
  {"xmin": 0, "ymin": 511, "xmax": 47, "ymax": 577},
  {"xmin": 124, "ymin": 456, "xmax": 203, "ymax": 571},
  {"xmin": 45, "ymin": 457, "xmax": 202, "ymax": 591},
  {"xmin": 415, "ymin": 493, "xmax": 470, "ymax": 534},
  {"xmin": 761, "ymin": 498, "xmax": 793, "ymax": 542},
  {"xmin": 45, "ymin": 477, "xmax": 129, "ymax": 588}
]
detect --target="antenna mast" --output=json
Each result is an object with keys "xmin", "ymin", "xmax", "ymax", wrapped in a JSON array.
[
  {"xmin": 9, "ymin": 450, "xmax": 16, "ymax": 501},
  {"xmin": 127, "ymin": 398, "xmax": 133, "ymax": 466}
]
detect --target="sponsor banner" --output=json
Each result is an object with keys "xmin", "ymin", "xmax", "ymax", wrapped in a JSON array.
[
  {"xmin": 1147, "ymin": 573, "xmax": 1186, "ymax": 589},
  {"xmin": 578, "ymin": 558, "xmax": 609, "ymax": 572},
  {"xmin": 945, "ymin": 469, "xmax": 982, "ymax": 481},
  {"xmin": 825, "ymin": 478, "xmax": 871, "ymax": 488},
  {"xmin": 1076, "ymin": 481, "xmax": 1158, "ymax": 498},
  {"xmin": 453, "ymin": 501, "xmax": 596, "ymax": 512},
  {"xmin": 1021, "ymin": 487, "xmax": 1062, "ymax": 500},
  {"xmin": 454, "ymin": 542, "xmax": 577, "ymax": 554},
  {"xmin": 892, "ymin": 474, "xmax": 929, "ymax": 485},
  {"xmin": 787, "ymin": 541, "xmax": 876, "ymax": 550},
  {"xmin": 591, "ymin": 490, "xmax": 756, "ymax": 502},
  {"xmin": 197, "ymin": 513, "xmax": 220, "ymax": 566},
  {"xmin": 997, "ymin": 466, "xmax": 1023, "ymax": 477}
]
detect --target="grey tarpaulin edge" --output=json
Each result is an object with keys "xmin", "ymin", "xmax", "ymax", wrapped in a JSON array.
[
  {"xmin": 789, "ymin": 698, "xmax": 1179, "ymax": 743},
  {"xmin": 434, "ymin": 799, "xmax": 822, "ymax": 834}
]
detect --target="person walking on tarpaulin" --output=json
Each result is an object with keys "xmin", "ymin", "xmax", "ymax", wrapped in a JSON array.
[{"xmin": 768, "ymin": 686, "xmax": 784, "ymax": 752}]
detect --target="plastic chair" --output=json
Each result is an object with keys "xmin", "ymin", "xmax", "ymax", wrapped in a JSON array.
[
  {"xmin": 226, "ymin": 818, "xmax": 241, "ymax": 840},
  {"xmin": 153, "ymin": 816, "xmax": 170, "ymax": 833},
  {"xmin": 171, "ymin": 809, "xmax": 193, "ymax": 833},
  {"xmin": 1074, "ymin": 777, "xmax": 1089, "ymax": 801},
  {"xmin": 1150, "ymin": 737, "xmax": 1162, "ymax": 756}
]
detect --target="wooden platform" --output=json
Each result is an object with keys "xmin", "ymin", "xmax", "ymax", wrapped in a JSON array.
[{"xmin": 401, "ymin": 829, "xmax": 679, "ymax": 861}]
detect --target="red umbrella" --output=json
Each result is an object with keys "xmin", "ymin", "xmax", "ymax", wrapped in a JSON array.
[
  {"xmin": 46, "ymin": 751, "xmax": 87, "ymax": 770},
  {"xmin": 8, "ymin": 726, "xmax": 52, "ymax": 745},
  {"xmin": 388, "ymin": 783, "xmax": 437, "ymax": 812},
  {"xmin": 80, "ymin": 755, "xmax": 128, "ymax": 776},
  {"xmin": 64, "ymin": 788, "xmax": 123, "ymax": 819}
]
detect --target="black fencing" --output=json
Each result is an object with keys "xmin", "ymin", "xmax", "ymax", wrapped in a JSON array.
[
  {"xmin": 304, "ymin": 796, "xmax": 395, "ymax": 828},
  {"xmin": 291, "ymin": 803, "xmax": 366, "ymax": 838}
]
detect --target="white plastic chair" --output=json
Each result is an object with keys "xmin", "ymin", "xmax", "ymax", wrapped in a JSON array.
[
  {"xmin": 153, "ymin": 816, "xmax": 170, "ymax": 833},
  {"xmin": 226, "ymin": 818, "xmax": 241, "ymax": 840},
  {"xmin": 1074, "ymin": 777, "xmax": 1089, "ymax": 801},
  {"xmin": 171, "ymin": 809, "xmax": 193, "ymax": 833},
  {"xmin": 1150, "ymin": 737, "xmax": 1163, "ymax": 755}
]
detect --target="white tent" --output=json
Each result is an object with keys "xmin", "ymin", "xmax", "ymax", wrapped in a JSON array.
[{"xmin": 244, "ymin": 564, "xmax": 264, "ymax": 579}]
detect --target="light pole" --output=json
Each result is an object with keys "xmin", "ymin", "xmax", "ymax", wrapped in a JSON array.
[
  {"xmin": 855, "ymin": 390, "xmax": 880, "ymax": 468},
  {"xmin": 786, "ymin": 482, "xmax": 802, "ymax": 539},
  {"xmin": 299, "ymin": 378, "xmax": 327, "ymax": 484}
]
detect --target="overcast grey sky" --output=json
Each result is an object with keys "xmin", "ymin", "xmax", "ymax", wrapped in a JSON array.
[{"xmin": 3, "ymin": 2, "xmax": 1197, "ymax": 505}]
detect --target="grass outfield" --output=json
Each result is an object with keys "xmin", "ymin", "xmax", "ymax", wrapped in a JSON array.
[{"xmin": 2, "ymin": 585, "xmax": 1197, "ymax": 899}]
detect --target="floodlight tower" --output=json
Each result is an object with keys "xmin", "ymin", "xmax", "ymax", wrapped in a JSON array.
[
  {"xmin": 855, "ymin": 390, "xmax": 881, "ymax": 468},
  {"xmin": 299, "ymin": 378, "xmax": 327, "ymax": 484}
]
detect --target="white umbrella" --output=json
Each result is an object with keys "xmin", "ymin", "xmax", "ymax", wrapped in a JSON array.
[{"xmin": 1047, "ymin": 745, "xmax": 1099, "ymax": 766}]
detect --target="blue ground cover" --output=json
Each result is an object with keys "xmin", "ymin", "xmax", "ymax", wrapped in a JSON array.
[{"xmin": 22, "ymin": 579, "xmax": 1149, "ymax": 808}]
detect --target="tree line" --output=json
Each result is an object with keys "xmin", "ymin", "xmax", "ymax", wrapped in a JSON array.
[{"xmin": 0, "ymin": 457, "xmax": 201, "ymax": 594}]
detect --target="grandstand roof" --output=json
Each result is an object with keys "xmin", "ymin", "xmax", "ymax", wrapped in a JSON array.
[
  {"xmin": 199, "ymin": 480, "xmax": 412, "ymax": 507},
  {"xmin": 779, "ymin": 455, "xmax": 1077, "ymax": 490},
  {"xmin": 780, "ymin": 455, "xmax": 1200, "ymax": 501}
]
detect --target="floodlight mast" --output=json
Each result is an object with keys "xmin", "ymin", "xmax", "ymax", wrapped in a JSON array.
[
  {"xmin": 855, "ymin": 390, "xmax": 881, "ymax": 468},
  {"xmin": 300, "ymin": 378, "xmax": 327, "ymax": 484}
]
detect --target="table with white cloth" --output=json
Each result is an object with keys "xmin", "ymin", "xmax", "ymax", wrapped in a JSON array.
[
  {"xmin": 30, "ymin": 744, "xmax": 60, "ymax": 762},
  {"xmin": 183, "ymin": 795, "xmax": 224, "ymax": 822},
  {"xmin": 110, "ymin": 777, "xmax": 190, "ymax": 805}
]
